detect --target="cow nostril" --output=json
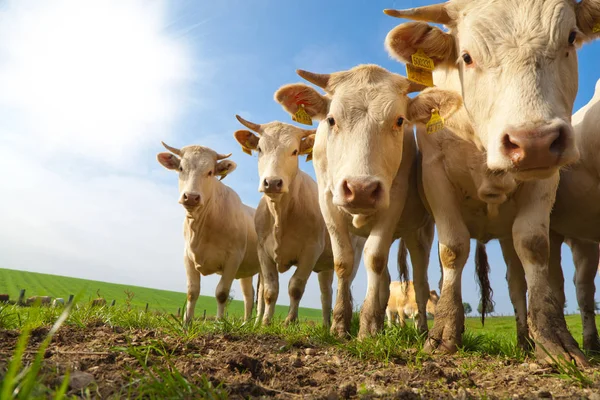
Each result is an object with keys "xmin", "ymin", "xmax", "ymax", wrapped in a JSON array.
[
  {"xmin": 550, "ymin": 128, "xmax": 566, "ymax": 155},
  {"xmin": 275, "ymin": 179, "xmax": 283, "ymax": 189},
  {"xmin": 263, "ymin": 179, "xmax": 269, "ymax": 189},
  {"xmin": 370, "ymin": 182, "xmax": 382, "ymax": 201},
  {"xmin": 342, "ymin": 180, "xmax": 353, "ymax": 199},
  {"xmin": 183, "ymin": 193, "xmax": 189, "ymax": 201},
  {"xmin": 502, "ymin": 134, "xmax": 520, "ymax": 151}
]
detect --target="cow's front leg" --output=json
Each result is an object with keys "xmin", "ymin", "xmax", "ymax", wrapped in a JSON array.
[
  {"xmin": 285, "ymin": 247, "xmax": 320, "ymax": 325},
  {"xmin": 258, "ymin": 247, "xmax": 279, "ymax": 325},
  {"xmin": 499, "ymin": 237, "xmax": 531, "ymax": 351},
  {"xmin": 358, "ymin": 227, "xmax": 395, "ymax": 339},
  {"xmin": 404, "ymin": 220, "xmax": 435, "ymax": 334},
  {"xmin": 215, "ymin": 259, "xmax": 238, "ymax": 320},
  {"xmin": 318, "ymin": 269, "xmax": 334, "ymax": 328},
  {"xmin": 184, "ymin": 252, "xmax": 200, "ymax": 326},
  {"xmin": 239, "ymin": 276, "xmax": 255, "ymax": 323},
  {"xmin": 514, "ymin": 178, "xmax": 588, "ymax": 366},
  {"xmin": 567, "ymin": 237, "xmax": 600, "ymax": 352}
]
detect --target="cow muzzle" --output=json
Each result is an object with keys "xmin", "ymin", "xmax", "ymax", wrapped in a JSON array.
[
  {"xmin": 260, "ymin": 177, "xmax": 285, "ymax": 195},
  {"xmin": 334, "ymin": 176, "xmax": 383, "ymax": 211},
  {"xmin": 180, "ymin": 192, "xmax": 202, "ymax": 208},
  {"xmin": 500, "ymin": 120, "xmax": 578, "ymax": 173}
]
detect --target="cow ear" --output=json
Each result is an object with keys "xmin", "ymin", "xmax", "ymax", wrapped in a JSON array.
[
  {"xmin": 274, "ymin": 83, "xmax": 329, "ymax": 121},
  {"xmin": 407, "ymin": 87, "xmax": 463, "ymax": 125},
  {"xmin": 233, "ymin": 130, "xmax": 259, "ymax": 155},
  {"xmin": 215, "ymin": 160, "xmax": 237, "ymax": 180},
  {"xmin": 157, "ymin": 152, "xmax": 180, "ymax": 170},
  {"xmin": 576, "ymin": 0, "xmax": 600, "ymax": 41},
  {"xmin": 385, "ymin": 22, "xmax": 456, "ymax": 68},
  {"xmin": 299, "ymin": 133, "xmax": 316, "ymax": 161}
]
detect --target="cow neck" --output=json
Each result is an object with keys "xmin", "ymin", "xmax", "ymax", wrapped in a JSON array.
[{"xmin": 184, "ymin": 182, "xmax": 223, "ymax": 249}]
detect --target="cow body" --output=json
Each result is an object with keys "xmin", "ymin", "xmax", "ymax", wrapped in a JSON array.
[
  {"xmin": 157, "ymin": 143, "xmax": 260, "ymax": 324},
  {"xmin": 275, "ymin": 65, "xmax": 462, "ymax": 337},
  {"xmin": 234, "ymin": 118, "xmax": 365, "ymax": 327},
  {"xmin": 53, "ymin": 298, "xmax": 65, "ymax": 307},
  {"xmin": 27, "ymin": 296, "xmax": 52, "ymax": 306},
  {"xmin": 384, "ymin": 0, "xmax": 600, "ymax": 364},
  {"xmin": 386, "ymin": 281, "xmax": 439, "ymax": 327}
]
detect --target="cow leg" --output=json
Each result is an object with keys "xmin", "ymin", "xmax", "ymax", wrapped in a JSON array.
[
  {"xmin": 513, "ymin": 178, "xmax": 587, "ymax": 366},
  {"xmin": 404, "ymin": 221, "xmax": 435, "ymax": 334},
  {"xmin": 499, "ymin": 237, "xmax": 531, "ymax": 351},
  {"xmin": 184, "ymin": 253, "xmax": 200, "ymax": 326},
  {"xmin": 318, "ymin": 269, "xmax": 334, "ymax": 328},
  {"xmin": 379, "ymin": 267, "xmax": 391, "ymax": 318},
  {"xmin": 258, "ymin": 247, "xmax": 279, "ymax": 325},
  {"xmin": 215, "ymin": 269, "xmax": 236, "ymax": 320},
  {"xmin": 567, "ymin": 237, "xmax": 600, "ymax": 352},
  {"xmin": 386, "ymin": 306, "xmax": 394, "ymax": 327},
  {"xmin": 239, "ymin": 276, "xmax": 254, "ymax": 323},
  {"xmin": 286, "ymin": 250, "xmax": 318, "ymax": 325},
  {"xmin": 255, "ymin": 272, "xmax": 265, "ymax": 326}
]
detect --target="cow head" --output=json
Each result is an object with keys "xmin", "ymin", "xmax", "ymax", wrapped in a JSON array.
[
  {"xmin": 275, "ymin": 64, "xmax": 462, "ymax": 214},
  {"xmin": 233, "ymin": 116, "xmax": 315, "ymax": 197},
  {"xmin": 157, "ymin": 142, "xmax": 236, "ymax": 210},
  {"xmin": 385, "ymin": 0, "xmax": 600, "ymax": 180}
]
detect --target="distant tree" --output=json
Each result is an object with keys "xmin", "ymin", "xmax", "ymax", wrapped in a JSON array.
[
  {"xmin": 463, "ymin": 302, "xmax": 473, "ymax": 315},
  {"xmin": 477, "ymin": 301, "xmax": 494, "ymax": 315}
]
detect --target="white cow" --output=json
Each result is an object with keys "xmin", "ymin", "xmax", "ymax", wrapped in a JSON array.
[
  {"xmin": 384, "ymin": 0, "xmax": 600, "ymax": 364},
  {"xmin": 502, "ymin": 79, "xmax": 600, "ymax": 352},
  {"xmin": 157, "ymin": 142, "xmax": 260, "ymax": 324},
  {"xmin": 275, "ymin": 64, "xmax": 462, "ymax": 338},
  {"xmin": 233, "ymin": 117, "xmax": 365, "ymax": 327},
  {"xmin": 386, "ymin": 280, "xmax": 439, "ymax": 328}
]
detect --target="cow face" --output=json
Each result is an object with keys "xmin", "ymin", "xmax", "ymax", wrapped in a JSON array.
[
  {"xmin": 157, "ymin": 142, "xmax": 236, "ymax": 210},
  {"xmin": 275, "ymin": 65, "xmax": 462, "ymax": 214},
  {"xmin": 233, "ymin": 117, "xmax": 315, "ymax": 197},
  {"xmin": 385, "ymin": 0, "xmax": 600, "ymax": 180}
]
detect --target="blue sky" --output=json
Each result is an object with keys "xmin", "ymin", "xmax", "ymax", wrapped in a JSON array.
[{"xmin": 0, "ymin": 0, "xmax": 598, "ymax": 316}]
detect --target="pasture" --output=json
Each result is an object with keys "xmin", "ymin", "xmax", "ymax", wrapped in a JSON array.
[
  {"xmin": 0, "ymin": 268, "xmax": 322, "ymax": 321},
  {"xmin": 1, "ymin": 298, "xmax": 599, "ymax": 399}
]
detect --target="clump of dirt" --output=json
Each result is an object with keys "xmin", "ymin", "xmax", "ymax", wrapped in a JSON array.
[{"xmin": 1, "ymin": 325, "xmax": 599, "ymax": 399}]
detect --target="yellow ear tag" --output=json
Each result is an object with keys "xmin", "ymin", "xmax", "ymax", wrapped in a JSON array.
[
  {"xmin": 411, "ymin": 49, "xmax": 435, "ymax": 71},
  {"xmin": 426, "ymin": 109, "xmax": 444, "ymax": 134},
  {"xmin": 292, "ymin": 104, "xmax": 313, "ymax": 126},
  {"xmin": 593, "ymin": 22, "xmax": 600, "ymax": 33}
]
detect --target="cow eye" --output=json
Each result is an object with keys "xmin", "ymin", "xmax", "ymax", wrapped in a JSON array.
[
  {"xmin": 327, "ymin": 117, "xmax": 336, "ymax": 127},
  {"xmin": 462, "ymin": 53, "xmax": 473, "ymax": 65},
  {"xmin": 257, "ymin": 146, "xmax": 262, "ymax": 153},
  {"xmin": 292, "ymin": 150, "xmax": 298, "ymax": 156},
  {"xmin": 208, "ymin": 170, "xmax": 213, "ymax": 177},
  {"xmin": 178, "ymin": 166, "xmax": 183, "ymax": 172},
  {"xmin": 568, "ymin": 31, "xmax": 577, "ymax": 45},
  {"xmin": 397, "ymin": 117, "xmax": 405, "ymax": 127}
]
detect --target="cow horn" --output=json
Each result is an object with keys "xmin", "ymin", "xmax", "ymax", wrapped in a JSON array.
[
  {"xmin": 296, "ymin": 69, "xmax": 330, "ymax": 89},
  {"xmin": 384, "ymin": 3, "xmax": 452, "ymax": 25},
  {"xmin": 161, "ymin": 141, "xmax": 182, "ymax": 156},
  {"xmin": 235, "ymin": 115, "xmax": 262, "ymax": 133},
  {"xmin": 216, "ymin": 152, "xmax": 232, "ymax": 160}
]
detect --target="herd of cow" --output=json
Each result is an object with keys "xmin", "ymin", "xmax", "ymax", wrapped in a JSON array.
[{"xmin": 156, "ymin": 1, "xmax": 600, "ymax": 366}]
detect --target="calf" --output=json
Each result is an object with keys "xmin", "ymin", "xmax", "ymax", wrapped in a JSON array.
[
  {"xmin": 384, "ymin": 0, "xmax": 600, "ymax": 364},
  {"xmin": 157, "ymin": 142, "xmax": 261, "ymax": 324},
  {"xmin": 275, "ymin": 64, "xmax": 461, "ymax": 337},
  {"xmin": 234, "ymin": 117, "xmax": 365, "ymax": 327},
  {"xmin": 386, "ymin": 280, "xmax": 439, "ymax": 328}
]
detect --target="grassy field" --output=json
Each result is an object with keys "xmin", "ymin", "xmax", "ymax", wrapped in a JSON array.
[{"xmin": 0, "ymin": 267, "xmax": 322, "ymax": 320}]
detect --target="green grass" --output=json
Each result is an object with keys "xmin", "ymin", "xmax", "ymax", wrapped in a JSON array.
[{"xmin": 0, "ymin": 267, "xmax": 322, "ymax": 320}]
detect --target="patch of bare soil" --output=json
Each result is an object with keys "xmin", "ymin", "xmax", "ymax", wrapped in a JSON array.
[{"xmin": 1, "ymin": 326, "xmax": 599, "ymax": 399}]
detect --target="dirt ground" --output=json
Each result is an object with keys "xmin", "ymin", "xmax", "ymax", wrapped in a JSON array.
[{"xmin": 1, "ymin": 325, "xmax": 600, "ymax": 399}]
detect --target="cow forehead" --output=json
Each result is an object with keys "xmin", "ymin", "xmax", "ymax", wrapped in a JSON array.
[
  {"xmin": 330, "ymin": 84, "xmax": 408, "ymax": 124},
  {"xmin": 180, "ymin": 146, "xmax": 217, "ymax": 170},
  {"xmin": 452, "ymin": 0, "xmax": 576, "ymax": 55},
  {"xmin": 259, "ymin": 122, "xmax": 304, "ymax": 150}
]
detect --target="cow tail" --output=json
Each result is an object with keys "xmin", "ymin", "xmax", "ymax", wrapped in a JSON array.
[
  {"xmin": 255, "ymin": 274, "xmax": 261, "ymax": 307},
  {"xmin": 475, "ymin": 240, "xmax": 493, "ymax": 326},
  {"xmin": 398, "ymin": 239, "xmax": 409, "ymax": 282},
  {"xmin": 437, "ymin": 241, "xmax": 443, "ymax": 293}
]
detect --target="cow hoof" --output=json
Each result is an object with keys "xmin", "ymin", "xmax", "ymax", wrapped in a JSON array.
[
  {"xmin": 533, "ymin": 329, "xmax": 589, "ymax": 367},
  {"xmin": 517, "ymin": 335, "xmax": 534, "ymax": 353},
  {"xmin": 330, "ymin": 323, "xmax": 350, "ymax": 339},
  {"xmin": 423, "ymin": 337, "xmax": 458, "ymax": 354},
  {"xmin": 583, "ymin": 335, "xmax": 600, "ymax": 353},
  {"xmin": 358, "ymin": 318, "xmax": 381, "ymax": 340},
  {"xmin": 284, "ymin": 317, "xmax": 298, "ymax": 326}
]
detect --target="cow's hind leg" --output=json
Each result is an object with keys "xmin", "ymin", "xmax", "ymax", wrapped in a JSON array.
[
  {"xmin": 500, "ymin": 237, "xmax": 532, "ymax": 351},
  {"xmin": 404, "ymin": 221, "xmax": 434, "ymax": 334},
  {"xmin": 568, "ymin": 237, "xmax": 600, "ymax": 352},
  {"xmin": 239, "ymin": 276, "xmax": 255, "ymax": 323},
  {"xmin": 285, "ymin": 250, "xmax": 317, "ymax": 325},
  {"xmin": 318, "ymin": 269, "xmax": 334, "ymax": 329}
]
